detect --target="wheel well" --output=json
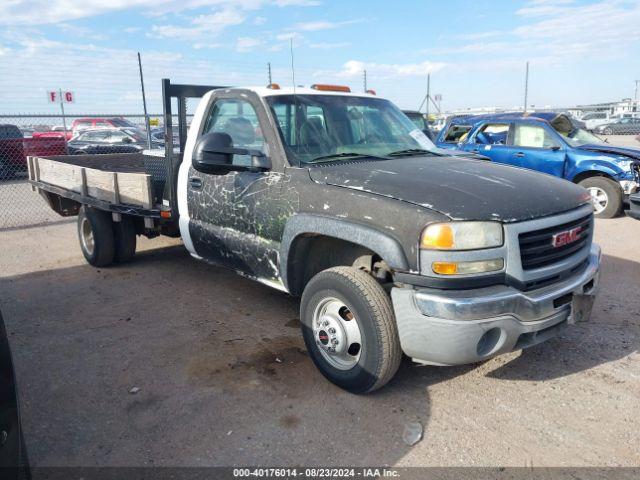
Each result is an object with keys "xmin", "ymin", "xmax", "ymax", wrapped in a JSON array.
[
  {"xmin": 572, "ymin": 170, "xmax": 615, "ymax": 185},
  {"xmin": 286, "ymin": 234, "xmax": 390, "ymax": 296}
]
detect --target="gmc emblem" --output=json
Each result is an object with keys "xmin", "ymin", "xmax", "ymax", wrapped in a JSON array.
[{"xmin": 551, "ymin": 226, "xmax": 582, "ymax": 248}]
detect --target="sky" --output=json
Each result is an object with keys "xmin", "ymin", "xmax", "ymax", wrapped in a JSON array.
[{"xmin": 1, "ymin": 0, "xmax": 640, "ymax": 114}]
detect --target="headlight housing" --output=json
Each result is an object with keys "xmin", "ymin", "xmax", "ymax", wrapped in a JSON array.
[{"xmin": 420, "ymin": 222, "xmax": 503, "ymax": 250}]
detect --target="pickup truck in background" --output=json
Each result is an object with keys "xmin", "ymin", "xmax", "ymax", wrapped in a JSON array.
[
  {"xmin": 28, "ymin": 80, "xmax": 600, "ymax": 393},
  {"xmin": 436, "ymin": 112, "xmax": 640, "ymax": 218}
]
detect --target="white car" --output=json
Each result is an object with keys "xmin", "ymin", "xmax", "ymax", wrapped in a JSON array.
[{"xmin": 582, "ymin": 112, "xmax": 610, "ymax": 131}]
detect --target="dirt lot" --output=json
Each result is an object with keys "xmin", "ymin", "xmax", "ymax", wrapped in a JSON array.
[{"xmin": 0, "ymin": 214, "xmax": 639, "ymax": 468}]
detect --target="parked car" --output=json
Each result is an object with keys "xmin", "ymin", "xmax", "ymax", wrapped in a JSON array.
[
  {"xmin": 0, "ymin": 125, "xmax": 25, "ymax": 177},
  {"xmin": 0, "ymin": 310, "xmax": 30, "ymax": 480},
  {"xmin": 72, "ymin": 117, "xmax": 139, "ymax": 133},
  {"xmin": 436, "ymin": 112, "xmax": 640, "ymax": 218},
  {"xmin": 581, "ymin": 111, "xmax": 611, "ymax": 131},
  {"xmin": 32, "ymin": 126, "xmax": 73, "ymax": 141},
  {"xmin": 1, "ymin": 124, "xmax": 66, "ymax": 178},
  {"xmin": 28, "ymin": 80, "xmax": 600, "ymax": 393},
  {"xmin": 68, "ymin": 128, "xmax": 160, "ymax": 155},
  {"xmin": 402, "ymin": 110, "xmax": 435, "ymax": 140},
  {"xmin": 593, "ymin": 117, "xmax": 640, "ymax": 135}
]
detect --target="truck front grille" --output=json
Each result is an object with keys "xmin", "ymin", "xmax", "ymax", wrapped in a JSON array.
[{"xmin": 518, "ymin": 214, "xmax": 592, "ymax": 270}]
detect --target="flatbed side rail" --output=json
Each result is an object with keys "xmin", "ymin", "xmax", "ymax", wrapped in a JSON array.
[
  {"xmin": 161, "ymin": 79, "xmax": 227, "ymax": 215},
  {"xmin": 27, "ymin": 155, "xmax": 160, "ymax": 218}
]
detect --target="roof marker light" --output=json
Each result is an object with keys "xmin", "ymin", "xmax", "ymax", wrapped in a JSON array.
[
  {"xmin": 267, "ymin": 83, "xmax": 281, "ymax": 90},
  {"xmin": 365, "ymin": 89, "xmax": 376, "ymax": 95},
  {"xmin": 311, "ymin": 84, "xmax": 351, "ymax": 93}
]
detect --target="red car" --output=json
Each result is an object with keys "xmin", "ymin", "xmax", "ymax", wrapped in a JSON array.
[
  {"xmin": 32, "ymin": 117, "xmax": 140, "ymax": 141},
  {"xmin": 1, "ymin": 124, "xmax": 66, "ymax": 178}
]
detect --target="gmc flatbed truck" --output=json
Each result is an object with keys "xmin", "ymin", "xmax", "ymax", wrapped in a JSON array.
[{"xmin": 28, "ymin": 80, "xmax": 600, "ymax": 393}]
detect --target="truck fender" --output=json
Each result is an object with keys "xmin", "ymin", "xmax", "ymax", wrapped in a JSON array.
[
  {"xmin": 568, "ymin": 157, "xmax": 626, "ymax": 182},
  {"xmin": 279, "ymin": 213, "xmax": 409, "ymax": 292}
]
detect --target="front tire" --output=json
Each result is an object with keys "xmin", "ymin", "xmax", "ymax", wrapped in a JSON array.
[
  {"xmin": 77, "ymin": 206, "xmax": 115, "ymax": 267},
  {"xmin": 579, "ymin": 177, "xmax": 623, "ymax": 219},
  {"xmin": 300, "ymin": 266, "xmax": 402, "ymax": 394}
]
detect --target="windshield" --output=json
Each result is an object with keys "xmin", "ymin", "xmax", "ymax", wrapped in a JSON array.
[
  {"xmin": 122, "ymin": 128, "xmax": 146, "ymax": 142},
  {"xmin": 266, "ymin": 94, "xmax": 437, "ymax": 164},
  {"xmin": 405, "ymin": 113, "xmax": 427, "ymax": 130},
  {"xmin": 111, "ymin": 118, "xmax": 138, "ymax": 128},
  {"xmin": 563, "ymin": 128, "xmax": 604, "ymax": 147}
]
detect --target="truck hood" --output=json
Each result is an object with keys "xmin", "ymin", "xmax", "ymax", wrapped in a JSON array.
[
  {"xmin": 308, "ymin": 156, "xmax": 589, "ymax": 222},
  {"xmin": 576, "ymin": 144, "xmax": 640, "ymax": 161}
]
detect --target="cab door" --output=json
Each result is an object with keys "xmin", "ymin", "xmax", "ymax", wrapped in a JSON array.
[
  {"xmin": 462, "ymin": 122, "xmax": 513, "ymax": 164},
  {"xmin": 508, "ymin": 122, "xmax": 567, "ymax": 177},
  {"xmin": 184, "ymin": 93, "xmax": 289, "ymax": 284}
]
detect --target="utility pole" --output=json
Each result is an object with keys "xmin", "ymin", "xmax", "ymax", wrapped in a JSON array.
[
  {"xmin": 137, "ymin": 52, "xmax": 152, "ymax": 149},
  {"xmin": 268, "ymin": 62, "xmax": 272, "ymax": 85},
  {"xmin": 524, "ymin": 61, "xmax": 530, "ymax": 113},
  {"xmin": 426, "ymin": 73, "xmax": 431, "ymax": 118},
  {"xmin": 635, "ymin": 79, "xmax": 640, "ymax": 103},
  {"xmin": 363, "ymin": 69, "xmax": 367, "ymax": 92}
]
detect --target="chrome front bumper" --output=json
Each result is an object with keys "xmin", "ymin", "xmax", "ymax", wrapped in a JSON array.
[{"xmin": 391, "ymin": 244, "xmax": 601, "ymax": 366}]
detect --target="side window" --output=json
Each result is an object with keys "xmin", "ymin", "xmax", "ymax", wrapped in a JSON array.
[
  {"xmin": 108, "ymin": 130, "xmax": 126, "ymax": 142},
  {"xmin": 474, "ymin": 123, "xmax": 509, "ymax": 145},
  {"xmin": 443, "ymin": 124, "xmax": 472, "ymax": 143},
  {"xmin": 203, "ymin": 99, "xmax": 265, "ymax": 166},
  {"xmin": 513, "ymin": 124, "xmax": 560, "ymax": 149},
  {"xmin": 82, "ymin": 131, "xmax": 109, "ymax": 141}
]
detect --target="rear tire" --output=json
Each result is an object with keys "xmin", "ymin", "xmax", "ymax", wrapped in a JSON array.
[
  {"xmin": 113, "ymin": 215, "xmax": 137, "ymax": 263},
  {"xmin": 579, "ymin": 177, "xmax": 623, "ymax": 219},
  {"xmin": 77, "ymin": 206, "xmax": 115, "ymax": 267},
  {"xmin": 300, "ymin": 266, "xmax": 402, "ymax": 394}
]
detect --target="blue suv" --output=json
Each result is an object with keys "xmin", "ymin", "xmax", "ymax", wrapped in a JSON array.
[{"xmin": 436, "ymin": 112, "xmax": 640, "ymax": 218}]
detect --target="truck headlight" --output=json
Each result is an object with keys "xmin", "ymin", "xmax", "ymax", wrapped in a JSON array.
[
  {"xmin": 420, "ymin": 222, "xmax": 503, "ymax": 250},
  {"xmin": 432, "ymin": 258, "xmax": 504, "ymax": 275}
]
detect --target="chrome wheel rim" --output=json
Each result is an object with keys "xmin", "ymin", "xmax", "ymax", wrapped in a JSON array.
[
  {"xmin": 80, "ymin": 217, "xmax": 95, "ymax": 255},
  {"xmin": 312, "ymin": 297, "xmax": 362, "ymax": 370},
  {"xmin": 587, "ymin": 187, "xmax": 608, "ymax": 214}
]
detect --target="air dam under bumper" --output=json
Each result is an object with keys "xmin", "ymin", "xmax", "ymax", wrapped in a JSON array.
[{"xmin": 391, "ymin": 244, "xmax": 601, "ymax": 366}]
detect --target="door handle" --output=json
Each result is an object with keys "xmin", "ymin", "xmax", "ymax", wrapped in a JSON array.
[
  {"xmin": 190, "ymin": 177, "xmax": 202, "ymax": 189},
  {"xmin": 514, "ymin": 152, "xmax": 525, "ymax": 158}
]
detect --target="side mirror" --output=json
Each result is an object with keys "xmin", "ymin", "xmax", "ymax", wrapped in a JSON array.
[
  {"xmin": 550, "ymin": 145, "xmax": 561, "ymax": 151},
  {"xmin": 121, "ymin": 136, "xmax": 133, "ymax": 144},
  {"xmin": 192, "ymin": 132, "xmax": 271, "ymax": 174}
]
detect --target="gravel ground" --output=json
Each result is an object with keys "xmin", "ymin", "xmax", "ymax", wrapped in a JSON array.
[{"xmin": 0, "ymin": 214, "xmax": 639, "ymax": 468}]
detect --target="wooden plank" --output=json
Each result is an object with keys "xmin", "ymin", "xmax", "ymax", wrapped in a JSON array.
[
  {"xmin": 38, "ymin": 157, "xmax": 83, "ymax": 193},
  {"xmin": 116, "ymin": 171, "xmax": 153, "ymax": 208},
  {"xmin": 85, "ymin": 168, "xmax": 116, "ymax": 202},
  {"xmin": 31, "ymin": 155, "xmax": 154, "ymax": 208}
]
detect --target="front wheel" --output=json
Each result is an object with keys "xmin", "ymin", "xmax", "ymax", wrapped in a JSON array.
[
  {"xmin": 300, "ymin": 266, "xmax": 402, "ymax": 394},
  {"xmin": 603, "ymin": 127, "xmax": 613, "ymax": 135},
  {"xmin": 579, "ymin": 177, "xmax": 623, "ymax": 219}
]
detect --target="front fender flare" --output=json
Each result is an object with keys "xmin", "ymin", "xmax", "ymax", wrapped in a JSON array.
[{"xmin": 279, "ymin": 214, "xmax": 410, "ymax": 292}]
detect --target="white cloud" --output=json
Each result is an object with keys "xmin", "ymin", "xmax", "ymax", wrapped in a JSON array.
[
  {"xmin": 253, "ymin": 16, "xmax": 267, "ymax": 25},
  {"xmin": 292, "ymin": 18, "xmax": 363, "ymax": 31},
  {"xmin": 150, "ymin": 7, "xmax": 246, "ymax": 39},
  {"xmin": 0, "ymin": 0, "xmax": 319, "ymax": 26},
  {"xmin": 236, "ymin": 36, "xmax": 262, "ymax": 52},
  {"xmin": 275, "ymin": 31, "xmax": 302, "ymax": 41},
  {"xmin": 319, "ymin": 59, "xmax": 446, "ymax": 80},
  {"xmin": 309, "ymin": 41, "xmax": 351, "ymax": 49}
]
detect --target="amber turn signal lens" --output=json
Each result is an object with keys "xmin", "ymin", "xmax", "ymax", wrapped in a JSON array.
[
  {"xmin": 421, "ymin": 224, "xmax": 454, "ymax": 249},
  {"xmin": 432, "ymin": 262, "xmax": 458, "ymax": 275}
]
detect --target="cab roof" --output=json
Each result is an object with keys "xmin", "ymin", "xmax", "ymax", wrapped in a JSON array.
[{"xmin": 220, "ymin": 86, "xmax": 380, "ymax": 99}]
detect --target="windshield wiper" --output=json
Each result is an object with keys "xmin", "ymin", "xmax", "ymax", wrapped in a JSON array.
[
  {"xmin": 307, "ymin": 152, "xmax": 389, "ymax": 164},
  {"xmin": 386, "ymin": 148, "xmax": 440, "ymax": 157}
]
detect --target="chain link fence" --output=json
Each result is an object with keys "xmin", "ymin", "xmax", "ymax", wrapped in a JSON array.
[{"xmin": 0, "ymin": 114, "xmax": 164, "ymax": 229}]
